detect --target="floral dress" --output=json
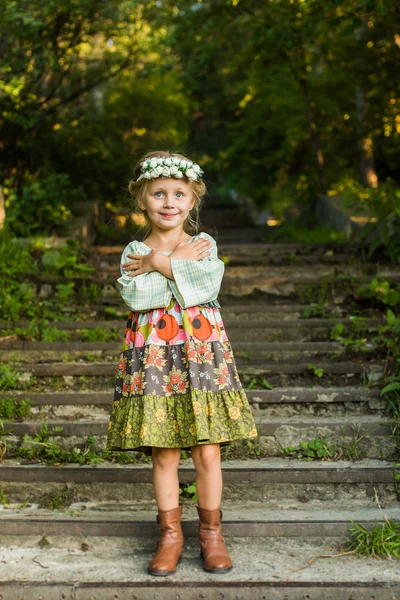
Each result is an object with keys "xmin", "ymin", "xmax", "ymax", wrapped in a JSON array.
[{"xmin": 106, "ymin": 231, "xmax": 258, "ymax": 454}]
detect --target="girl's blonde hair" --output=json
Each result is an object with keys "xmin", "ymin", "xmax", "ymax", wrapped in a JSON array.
[{"xmin": 128, "ymin": 150, "xmax": 207, "ymax": 240}]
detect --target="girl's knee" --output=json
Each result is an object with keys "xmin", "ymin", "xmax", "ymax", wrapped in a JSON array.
[
  {"xmin": 192, "ymin": 443, "xmax": 221, "ymax": 471},
  {"xmin": 152, "ymin": 447, "xmax": 181, "ymax": 469}
]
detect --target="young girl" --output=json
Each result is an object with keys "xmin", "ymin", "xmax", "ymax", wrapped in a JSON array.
[{"xmin": 106, "ymin": 150, "xmax": 258, "ymax": 576}]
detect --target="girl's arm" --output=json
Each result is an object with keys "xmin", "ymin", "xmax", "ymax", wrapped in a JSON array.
[
  {"xmin": 117, "ymin": 241, "xmax": 172, "ymax": 311},
  {"xmin": 167, "ymin": 233, "xmax": 225, "ymax": 308}
]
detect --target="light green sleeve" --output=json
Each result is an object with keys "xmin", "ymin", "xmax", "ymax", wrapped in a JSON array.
[
  {"xmin": 168, "ymin": 233, "xmax": 225, "ymax": 309},
  {"xmin": 117, "ymin": 240, "xmax": 172, "ymax": 311}
]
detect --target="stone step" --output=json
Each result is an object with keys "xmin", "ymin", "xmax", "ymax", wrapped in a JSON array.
[
  {"xmin": 11, "ymin": 360, "xmax": 381, "ymax": 377},
  {"xmin": 1, "ymin": 415, "xmax": 393, "ymax": 439},
  {"xmin": 0, "ymin": 341, "xmax": 352, "ymax": 363},
  {"xmin": 1, "ymin": 387, "xmax": 387, "ymax": 422},
  {"xmin": 8, "ymin": 415, "xmax": 397, "ymax": 461},
  {"xmin": 0, "ymin": 316, "xmax": 385, "ymax": 331},
  {"xmin": 0, "ymin": 459, "xmax": 397, "ymax": 506},
  {"xmin": 16, "ymin": 271, "xmax": 400, "ymax": 301},
  {"xmin": 1, "ymin": 504, "xmax": 400, "ymax": 538},
  {"xmin": 0, "ymin": 386, "xmax": 383, "ymax": 405},
  {"xmin": 0, "ymin": 318, "xmax": 384, "ymax": 346},
  {"xmin": 0, "ymin": 536, "xmax": 399, "ymax": 599},
  {"xmin": 89, "ymin": 241, "xmax": 371, "ymax": 257},
  {"xmin": 94, "ymin": 251, "xmax": 372, "ymax": 268}
]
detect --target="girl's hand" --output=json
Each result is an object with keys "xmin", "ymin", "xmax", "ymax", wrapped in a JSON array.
[
  {"xmin": 122, "ymin": 249, "xmax": 158, "ymax": 277},
  {"xmin": 170, "ymin": 238, "xmax": 212, "ymax": 261}
]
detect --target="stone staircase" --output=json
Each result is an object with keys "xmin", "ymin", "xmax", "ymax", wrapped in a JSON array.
[{"xmin": 0, "ymin": 237, "xmax": 400, "ymax": 598}]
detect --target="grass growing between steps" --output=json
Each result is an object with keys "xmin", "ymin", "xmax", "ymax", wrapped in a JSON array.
[
  {"xmin": 280, "ymin": 425, "xmax": 373, "ymax": 462},
  {"xmin": 344, "ymin": 517, "xmax": 400, "ymax": 559},
  {"xmin": 0, "ymin": 323, "xmax": 122, "ymax": 342}
]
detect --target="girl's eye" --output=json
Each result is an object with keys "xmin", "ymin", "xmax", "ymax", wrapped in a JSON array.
[{"xmin": 154, "ymin": 191, "xmax": 184, "ymax": 198}]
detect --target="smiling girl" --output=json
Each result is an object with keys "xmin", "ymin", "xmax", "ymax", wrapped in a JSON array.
[{"xmin": 106, "ymin": 150, "xmax": 257, "ymax": 577}]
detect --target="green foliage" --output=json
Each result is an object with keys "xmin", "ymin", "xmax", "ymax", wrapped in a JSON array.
[
  {"xmin": 0, "ymin": 226, "xmax": 99, "ymax": 321},
  {"xmin": 300, "ymin": 303, "xmax": 331, "ymax": 319},
  {"xmin": 0, "ymin": 396, "xmax": 31, "ymax": 419},
  {"xmin": 342, "ymin": 178, "xmax": 400, "ymax": 264},
  {"xmin": 330, "ymin": 317, "xmax": 369, "ymax": 352},
  {"xmin": 373, "ymin": 310, "xmax": 400, "ymax": 375},
  {"xmin": 344, "ymin": 518, "xmax": 400, "ymax": 559},
  {"xmin": 307, "ymin": 364, "xmax": 324, "ymax": 378},
  {"xmin": 7, "ymin": 320, "xmax": 71, "ymax": 342},
  {"xmin": 0, "ymin": 365, "xmax": 35, "ymax": 391},
  {"xmin": 40, "ymin": 240, "xmax": 94, "ymax": 277},
  {"xmin": 357, "ymin": 279, "xmax": 400, "ymax": 309},
  {"xmin": 180, "ymin": 481, "xmax": 198, "ymax": 502},
  {"xmin": 281, "ymin": 437, "xmax": 332, "ymax": 461},
  {"xmin": 4, "ymin": 173, "xmax": 82, "ymax": 237},
  {"xmin": 248, "ymin": 377, "xmax": 274, "ymax": 390},
  {"xmin": 18, "ymin": 424, "xmax": 105, "ymax": 466},
  {"xmin": 79, "ymin": 327, "xmax": 121, "ymax": 342},
  {"xmin": 264, "ymin": 223, "xmax": 346, "ymax": 243}
]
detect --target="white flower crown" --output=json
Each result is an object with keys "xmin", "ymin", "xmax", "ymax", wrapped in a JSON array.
[{"xmin": 135, "ymin": 155, "xmax": 204, "ymax": 182}]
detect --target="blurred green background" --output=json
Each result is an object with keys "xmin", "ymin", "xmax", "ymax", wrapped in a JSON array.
[{"xmin": 1, "ymin": 0, "xmax": 399, "ymax": 250}]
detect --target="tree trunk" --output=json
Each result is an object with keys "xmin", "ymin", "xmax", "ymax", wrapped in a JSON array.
[{"xmin": 355, "ymin": 9, "xmax": 378, "ymax": 188}]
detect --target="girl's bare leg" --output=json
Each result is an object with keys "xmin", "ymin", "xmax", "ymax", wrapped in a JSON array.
[
  {"xmin": 152, "ymin": 447, "xmax": 182, "ymax": 510},
  {"xmin": 149, "ymin": 447, "xmax": 183, "ymax": 576},
  {"xmin": 191, "ymin": 443, "xmax": 232, "ymax": 572},
  {"xmin": 191, "ymin": 443, "xmax": 222, "ymax": 509}
]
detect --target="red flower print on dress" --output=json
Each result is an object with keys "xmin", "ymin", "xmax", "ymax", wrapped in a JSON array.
[
  {"xmin": 143, "ymin": 344, "xmax": 167, "ymax": 371},
  {"xmin": 117, "ymin": 355, "xmax": 126, "ymax": 376},
  {"xmin": 122, "ymin": 371, "xmax": 147, "ymax": 396},
  {"xmin": 162, "ymin": 365, "xmax": 189, "ymax": 396},
  {"xmin": 213, "ymin": 361, "xmax": 231, "ymax": 389}
]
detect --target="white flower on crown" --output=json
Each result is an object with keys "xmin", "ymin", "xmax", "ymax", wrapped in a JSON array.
[
  {"xmin": 162, "ymin": 166, "xmax": 171, "ymax": 176},
  {"xmin": 170, "ymin": 166, "xmax": 178, "ymax": 175},
  {"xmin": 175, "ymin": 171, "xmax": 184, "ymax": 178},
  {"xmin": 193, "ymin": 164, "xmax": 201, "ymax": 173},
  {"xmin": 172, "ymin": 157, "xmax": 180, "ymax": 165},
  {"xmin": 157, "ymin": 157, "xmax": 164, "ymax": 164},
  {"xmin": 186, "ymin": 168, "xmax": 195, "ymax": 179},
  {"xmin": 180, "ymin": 160, "xmax": 187, "ymax": 168},
  {"xmin": 144, "ymin": 171, "xmax": 152, "ymax": 179},
  {"xmin": 156, "ymin": 165, "xmax": 164, "ymax": 175},
  {"xmin": 164, "ymin": 158, "xmax": 172, "ymax": 166},
  {"xmin": 149, "ymin": 158, "xmax": 158, "ymax": 169}
]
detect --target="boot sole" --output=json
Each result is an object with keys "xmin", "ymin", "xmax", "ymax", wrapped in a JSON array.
[
  {"xmin": 148, "ymin": 555, "xmax": 182, "ymax": 576},
  {"xmin": 203, "ymin": 565, "xmax": 233, "ymax": 574},
  {"xmin": 200, "ymin": 550, "xmax": 233, "ymax": 573}
]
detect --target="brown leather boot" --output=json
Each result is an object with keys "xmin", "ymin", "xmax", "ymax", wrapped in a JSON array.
[
  {"xmin": 196, "ymin": 505, "xmax": 233, "ymax": 573},
  {"xmin": 148, "ymin": 505, "xmax": 184, "ymax": 576}
]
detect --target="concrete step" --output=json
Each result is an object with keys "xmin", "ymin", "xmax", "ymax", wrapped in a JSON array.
[
  {"xmin": 0, "ymin": 535, "xmax": 399, "ymax": 599},
  {"xmin": 94, "ymin": 251, "xmax": 374, "ymax": 268},
  {"xmin": 3, "ymin": 418, "xmax": 394, "ymax": 460},
  {"xmin": 0, "ymin": 458, "xmax": 397, "ymax": 506},
  {"xmin": 1, "ymin": 414, "xmax": 393, "ymax": 438},
  {"xmin": 15, "ymin": 271, "xmax": 400, "ymax": 301},
  {"xmin": 0, "ymin": 341, "xmax": 353, "ymax": 363},
  {"xmin": 0, "ymin": 386, "xmax": 384, "ymax": 406},
  {"xmin": 89, "ymin": 240, "xmax": 372, "ymax": 259},
  {"xmin": 10, "ymin": 360, "xmax": 383, "ymax": 377},
  {"xmin": 1, "ymin": 503, "xmax": 400, "ymax": 538},
  {"xmin": 0, "ymin": 316, "xmax": 385, "ymax": 331},
  {"xmin": 0, "ymin": 387, "xmax": 387, "ymax": 421}
]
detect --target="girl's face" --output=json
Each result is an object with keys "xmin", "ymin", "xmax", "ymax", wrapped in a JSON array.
[{"xmin": 140, "ymin": 178, "xmax": 195, "ymax": 232}]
